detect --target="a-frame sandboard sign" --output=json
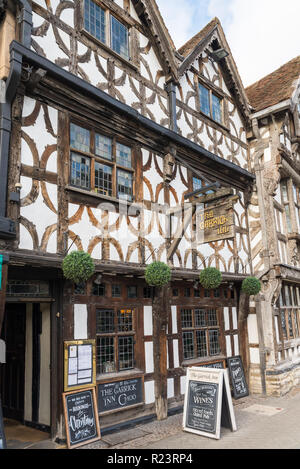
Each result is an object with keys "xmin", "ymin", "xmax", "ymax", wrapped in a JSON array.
[{"xmin": 183, "ymin": 367, "xmax": 237, "ymax": 440}]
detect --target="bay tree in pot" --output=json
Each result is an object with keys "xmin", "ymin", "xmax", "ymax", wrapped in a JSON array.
[
  {"xmin": 199, "ymin": 267, "xmax": 222, "ymax": 290},
  {"xmin": 62, "ymin": 251, "xmax": 95, "ymax": 284}
]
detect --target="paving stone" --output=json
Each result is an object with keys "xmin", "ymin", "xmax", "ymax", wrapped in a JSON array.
[{"xmin": 102, "ymin": 427, "xmax": 151, "ymax": 446}]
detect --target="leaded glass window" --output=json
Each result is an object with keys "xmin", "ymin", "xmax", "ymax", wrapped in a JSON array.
[
  {"xmin": 181, "ymin": 307, "xmax": 222, "ymax": 361},
  {"xmin": 70, "ymin": 153, "xmax": 90, "ymax": 190},
  {"xmin": 111, "ymin": 15, "xmax": 129, "ymax": 60},
  {"xmin": 199, "ymin": 84, "xmax": 210, "ymax": 116},
  {"xmin": 96, "ymin": 308, "xmax": 135, "ymax": 374},
  {"xmin": 84, "ymin": 0, "xmax": 106, "ymax": 43},
  {"xmin": 70, "ymin": 123, "xmax": 134, "ymax": 201},
  {"xmin": 198, "ymin": 83, "xmax": 223, "ymax": 124}
]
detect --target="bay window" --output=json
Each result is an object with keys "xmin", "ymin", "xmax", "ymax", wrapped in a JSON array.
[{"xmin": 70, "ymin": 122, "xmax": 134, "ymax": 201}]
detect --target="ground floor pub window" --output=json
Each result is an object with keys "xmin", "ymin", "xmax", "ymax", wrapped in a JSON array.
[
  {"xmin": 181, "ymin": 308, "xmax": 221, "ymax": 360},
  {"xmin": 96, "ymin": 308, "xmax": 135, "ymax": 374}
]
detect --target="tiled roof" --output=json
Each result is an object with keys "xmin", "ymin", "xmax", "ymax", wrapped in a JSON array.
[
  {"xmin": 245, "ymin": 56, "xmax": 300, "ymax": 112},
  {"xmin": 178, "ymin": 18, "xmax": 220, "ymax": 58}
]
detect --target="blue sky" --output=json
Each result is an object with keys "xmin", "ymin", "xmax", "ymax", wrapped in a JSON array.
[{"xmin": 156, "ymin": 0, "xmax": 300, "ymax": 87}]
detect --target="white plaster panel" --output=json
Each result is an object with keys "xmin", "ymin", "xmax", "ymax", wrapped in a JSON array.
[
  {"xmin": 173, "ymin": 340, "xmax": 179, "ymax": 369},
  {"xmin": 144, "ymin": 380, "xmax": 155, "ymax": 404},
  {"xmin": 171, "ymin": 306, "xmax": 177, "ymax": 334},
  {"xmin": 167, "ymin": 378, "xmax": 174, "ymax": 399},
  {"xmin": 250, "ymin": 347, "xmax": 260, "ymax": 364},
  {"xmin": 247, "ymin": 314, "xmax": 259, "ymax": 344},
  {"xmin": 145, "ymin": 342, "xmax": 154, "ymax": 373},
  {"xmin": 19, "ymin": 223, "xmax": 34, "ymax": 250},
  {"xmin": 74, "ymin": 304, "xmax": 88, "ymax": 340},
  {"xmin": 234, "ymin": 334, "xmax": 239, "ymax": 356},
  {"xmin": 232, "ymin": 307, "xmax": 237, "ymax": 330},
  {"xmin": 226, "ymin": 336, "xmax": 232, "ymax": 357},
  {"xmin": 223, "ymin": 307, "xmax": 230, "ymax": 331},
  {"xmin": 180, "ymin": 376, "xmax": 186, "ymax": 395},
  {"xmin": 144, "ymin": 306, "xmax": 153, "ymax": 336}
]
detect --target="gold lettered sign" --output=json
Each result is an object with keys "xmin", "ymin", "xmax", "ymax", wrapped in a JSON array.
[{"xmin": 197, "ymin": 201, "xmax": 234, "ymax": 244}]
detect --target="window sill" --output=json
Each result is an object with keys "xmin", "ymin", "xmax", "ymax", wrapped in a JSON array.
[
  {"xmin": 198, "ymin": 109, "xmax": 230, "ymax": 133},
  {"xmin": 80, "ymin": 29, "xmax": 139, "ymax": 73},
  {"xmin": 96, "ymin": 368, "xmax": 144, "ymax": 383},
  {"xmin": 66, "ymin": 185, "xmax": 139, "ymax": 212},
  {"xmin": 182, "ymin": 355, "xmax": 226, "ymax": 368}
]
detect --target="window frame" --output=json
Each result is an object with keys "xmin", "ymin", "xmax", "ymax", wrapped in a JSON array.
[
  {"xmin": 82, "ymin": 0, "xmax": 131, "ymax": 63},
  {"xmin": 198, "ymin": 81, "xmax": 224, "ymax": 125},
  {"xmin": 96, "ymin": 307, "xmax": 136, "ymax": 375},
  {"xmin": 69, "ymin": 120, "xmax": 135, "ymax": 202},
  {"xmin": 180, "ymin": 307, "xmax": 223, "ymax": 362}
]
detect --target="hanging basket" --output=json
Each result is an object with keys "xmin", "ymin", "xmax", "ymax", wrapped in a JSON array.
[
  {"xmin": 145, "ymin": 261, "xmax": 171, "ymax": 287},
  {"xmin": 199, "ymin": 267, "xmax": 222, "ymax": 290},
  {"xmin": 241, "ymin": 277, "xmax": 261, "ymax": 296},
  {"xmin": 62, "ymin": 251, "xmax": 95, "ymax": 284}
]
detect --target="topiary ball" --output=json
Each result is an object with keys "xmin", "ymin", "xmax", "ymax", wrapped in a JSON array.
[
  {"xmin": 145, "ymin": 261, "xmax": 171, "ymax": 287},
  {"xmin": 199, "ymin": 267, "xmax": 222, "ymax": 290},
  {"xmin": 62, "ymin": 251, "xmax": 95, "ymax": 284},
  {"xmin": 242, "ymin": 277, "xmax": 261, "ymax": 296}
]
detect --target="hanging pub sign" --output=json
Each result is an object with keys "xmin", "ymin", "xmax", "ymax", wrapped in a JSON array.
[
  {"xmin": 98, "ymin": 376, "xmax": 144, "ymax": 414},
  {"xmin": 227, "ymin": 356, "xmax": 249, "ymax": 399},
  {"xmin": 64, "ymin": 340, "xmax": 96, "ymax": 392},
  {"xmin": 196, "ymin": 200, "xmax": 234, "ymax": 244},
  {"xmin": 183, "ymin": 367, "xmax": 237, "ymax": 440},
  {"xmin": 0, "ymin": 397, "xmax": 6, "ymax": 449},
  {"xmin": 62, "ymin": 387, "xmax": 101, "ymax": 449}
]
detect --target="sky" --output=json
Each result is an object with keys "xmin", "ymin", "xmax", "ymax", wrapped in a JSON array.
[{"xmin": 156, "ymin": 0, "xmax": 300, "ymax": 88}]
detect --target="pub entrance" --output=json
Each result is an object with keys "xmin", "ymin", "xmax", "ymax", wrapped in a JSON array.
[{"xmin": 0, "ymin": 302, "xmax": 51, "ymax": 432}]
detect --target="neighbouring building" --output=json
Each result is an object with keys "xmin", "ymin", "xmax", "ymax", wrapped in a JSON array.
[
  {"xmin": 1, "ymin": 0, "xmax": 297, "ymax": 445},
  {"xmin": 246, "ymin": 57, "xmax": 300, "ymax": 395}
]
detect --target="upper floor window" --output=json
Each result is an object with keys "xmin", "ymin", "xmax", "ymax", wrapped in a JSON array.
[
  {"xmin": 84, "ymin": 0, "xmax": 130, "ymax": 61},
  {"xmin": 70, "ymin": 122, "xmax": 134, "ymax": 201},
  {"xmin": 198, "ymin": 83, "xmax": 223, "ymax": 124}
]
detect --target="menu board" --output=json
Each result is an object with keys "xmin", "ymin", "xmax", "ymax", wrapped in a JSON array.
[
  {"xmin": 64, "ymin": 340, "xmax": 96, "ymax": 392},
  {"xmin": 63, "ymin": 388, "xmax": 101, "ymax": 449},
  {"xmin": 0, "ymin": 397, "xmax": 6, "ymax": 449},
  {"xmin": 98, "ymin": 377, "xmax": 144, "ymax": 414},
  {"xmin": 183, "ymin": 367, "xmax": 236, "ymax": 440},
  {"xmin": 227, "ymin": 356, "xmax": 249, "ymax": 399}
]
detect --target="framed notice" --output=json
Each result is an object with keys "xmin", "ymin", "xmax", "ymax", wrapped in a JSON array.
[
  {"xmin": 183, "ymin": 367, "xmax": 236, "ymax": 440},
  {"xmin": 64, "ymin": 340, "xmax": 96, "ymax": 392},
  {"xmin": 63, "ymin": 387, "xmax": 101, "ymax": 449},
  {"xmin": 227, "ymin": 356, "xmax": 249, "ymax": 399}
]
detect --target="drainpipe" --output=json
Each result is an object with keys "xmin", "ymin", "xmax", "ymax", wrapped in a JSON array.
[
  {"xmin": 165, "ymin": 80, "xmax": 178, "ymax": 133},
  {"xmin": 0, "ymin": 0, "xmax": 32, "ymax": 236}
]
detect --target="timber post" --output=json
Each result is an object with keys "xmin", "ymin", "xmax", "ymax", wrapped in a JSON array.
[{"xmin": 152, "ymin": 284, "xmax": 170, "ymax": 421}]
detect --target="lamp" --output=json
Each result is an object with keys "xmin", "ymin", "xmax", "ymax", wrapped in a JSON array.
[{"xmin": 209, "ymin": 48, "xmax": 229, "ymax": 62}]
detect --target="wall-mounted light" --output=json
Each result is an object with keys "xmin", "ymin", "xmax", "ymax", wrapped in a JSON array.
[{"xmin": 209, "ymin": 48, "xmax": 229, "ymax": 62}]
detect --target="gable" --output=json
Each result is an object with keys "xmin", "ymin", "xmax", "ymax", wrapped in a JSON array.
[{"xmin": 177, "ymin": 18, "xmax": 250, "ymax": 125}]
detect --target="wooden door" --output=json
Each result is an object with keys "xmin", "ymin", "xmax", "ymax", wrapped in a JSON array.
[{"xmin": 0, "ymin": 304, "xmax": 26, "ymax": 421}]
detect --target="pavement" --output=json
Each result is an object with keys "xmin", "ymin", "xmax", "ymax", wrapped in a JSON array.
[{"xmin": 4, "ymin": 387, "xmax": 300, "ymax": 450}]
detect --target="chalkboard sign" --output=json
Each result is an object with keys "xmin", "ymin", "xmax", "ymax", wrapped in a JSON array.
[
  {"xmin": 63, "ymin": 387, "xmax": 101, "ymax": 449},
  {"xmin": 227, "ymin": 356, "xmax": 249, "ymax": 399},
  {"xmin": 98, "ymin": 377, "xmax": 144, "ymax": 414},
  {"xmin": 0, "ymin": 397, "xmax": 6, "ymax": 449},
  {"xmin": 183, "ymin": 367, "xmax": 237, "ymax": 440},
  {"xmin": 200, "ymin": 361, "xmax": 225, "ymax": 370}
]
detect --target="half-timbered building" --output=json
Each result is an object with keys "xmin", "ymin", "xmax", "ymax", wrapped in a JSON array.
[
  {"xmin": 0, "ymin": 1, "xmax": 256, "ymax": 442},
  {"xmin": 246, "ymin": 57, "xmax": 300, "ymax": 396}
]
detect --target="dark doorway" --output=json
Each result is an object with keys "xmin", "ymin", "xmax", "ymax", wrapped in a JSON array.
[{"xmin": 0, "ymin": 304, "xmax": 26, "ymax": 421}]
